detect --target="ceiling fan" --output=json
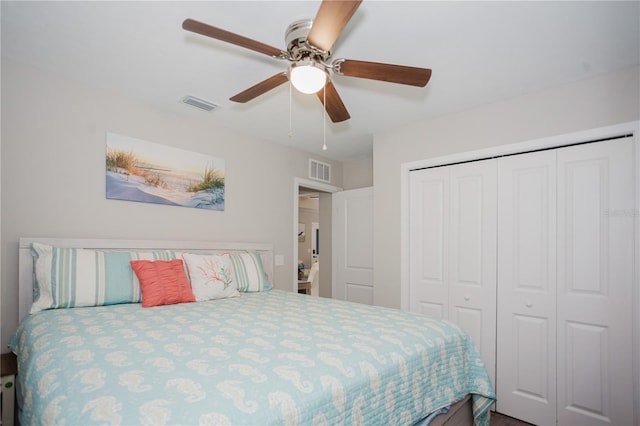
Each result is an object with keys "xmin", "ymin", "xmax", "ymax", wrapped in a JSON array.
[{"xmin": 182, "ymin": 0, "xmax": 432, "ymax": 123}]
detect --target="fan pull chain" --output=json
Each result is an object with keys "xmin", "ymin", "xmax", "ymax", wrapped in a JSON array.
[
  {"xmin": 322, "ymin": 86, "xmax": 327, "ymax": 151},
  {"xmin": 288, "ymin": 79, "xmax": 293, "ymax": 138}
]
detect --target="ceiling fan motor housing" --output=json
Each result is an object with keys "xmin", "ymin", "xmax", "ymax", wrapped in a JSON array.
[{"xmin": 285, "ymin": 19, "xmax": 331, "ymax": 63}]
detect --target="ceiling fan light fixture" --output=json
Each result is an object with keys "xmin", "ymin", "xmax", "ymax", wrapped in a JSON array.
[{"xmin": 290, "ymin": 60, "xmax": 327, "ymax": 94}]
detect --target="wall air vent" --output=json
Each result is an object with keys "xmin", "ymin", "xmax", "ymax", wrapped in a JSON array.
[
  {"xmin": 181, "ymin": 95, "xmax": 220, "ymax": 112},
  {"xmin": 309, "ymin": 159, "xmax": 331, "ymax": 183}
]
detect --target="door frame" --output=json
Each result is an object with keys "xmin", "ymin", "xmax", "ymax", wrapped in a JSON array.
[
  {"xmin": 399, "ymin": 120, "xmax": 640, "ymax": 423},
  {"xmin": 311, "ymin": 221, "xmax": 319, "ymax": 262},
  {"xmin": 293, "ymin": 177, "xmax": 341, "ymax": 293}
]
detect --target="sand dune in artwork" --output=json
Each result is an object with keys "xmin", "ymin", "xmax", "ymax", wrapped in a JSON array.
[{"xmin": 106, "ymin": 171, "xmax": 224, "ymax": 210}]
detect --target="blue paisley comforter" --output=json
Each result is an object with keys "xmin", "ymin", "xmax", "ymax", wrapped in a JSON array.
[{"xmin": 11, "ymin": 290, "xmax": 495, "ymax": 425}]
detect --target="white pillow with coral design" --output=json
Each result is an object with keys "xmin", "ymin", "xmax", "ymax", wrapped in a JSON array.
[{"xmin": 181, "ymin": 253, "xmax": 240, "ymax": 301}]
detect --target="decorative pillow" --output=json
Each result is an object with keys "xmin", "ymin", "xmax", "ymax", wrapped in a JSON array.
[
  {"xmin": 30, "ymin": 243, "xmax": 174, "ymax": 314},
  {"xmin": 229, "ymin": 251, "xmax": 272, "ymax": 292},
  {"xmin": 181, "ymin": 253, "xmax": 239, "ymax": 301},
  {"xmin": 130, "ymin": 259, "xmax": 195, "ymax": 308}
]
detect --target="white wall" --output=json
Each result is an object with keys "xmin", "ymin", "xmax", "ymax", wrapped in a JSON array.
[
  {"xmin": 373, "ymin": 65, "xmax": 640, "ymax": 309},
  {"xmin": 342, "ymin": 153, "xmax": 373, "ymax": 189},
  {"xmin": 0, "ymin": 61, "xmax": 343, "ymax": 352}
]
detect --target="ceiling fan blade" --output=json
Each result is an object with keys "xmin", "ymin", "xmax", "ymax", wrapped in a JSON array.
[
  {"xmin": 317, "ymin": 80, "xmax": 350, "ymax": 123},
  {"xmin": 230, "ymin": 72, "xmax": 289, "ymax": 103},
  {"xmin": 183, "ymin": 19, "xmax": 287, "ymax": 59},
  {"xmin": 306, "ymin": 0, "xmax": 363, "ymax": 52},
  {"xmin": 335, "ymin": 59, "xmax": 432, "ymax": 87}
]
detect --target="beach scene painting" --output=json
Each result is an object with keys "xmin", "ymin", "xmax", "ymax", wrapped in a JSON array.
[{"xmin": 106, "ymin": 133, "xmax": 225, "ymax": 211}]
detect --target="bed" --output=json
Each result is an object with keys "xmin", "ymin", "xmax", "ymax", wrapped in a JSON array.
[{"xmin": 10, "ymin": 237, "xmax": 495, "ymax": 425}]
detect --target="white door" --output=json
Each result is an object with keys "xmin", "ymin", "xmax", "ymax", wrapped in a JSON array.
[
  {"xmin": 448, "ymin": 160, "xmax": 497, "ymax": 386},
  {"xmin": 556, "ymin": 139, "xmax": 634, "ymax": 426},
  {"xmin": 496, "ymin": 150, "xmax": 557, "ymax": 425},
  {"xmin": 408, "ymin": 166, "xmax": 450, "ymax": 318},
  {"xmin": 333, "ymin": 187, "xmax": 374, "ymax": 305},
  {"xmin": 409, "ymin": 160, "xmax": 497, "ymax": 386}
]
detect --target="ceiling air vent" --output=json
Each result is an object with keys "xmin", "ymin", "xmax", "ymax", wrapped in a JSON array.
[
  {"xmin": 181, "ymin": 95, "xmax": 220, "ymax": 112},
  {"xmin": 309, "ymin": 159, "xmax": 331, "ymax": 183}
]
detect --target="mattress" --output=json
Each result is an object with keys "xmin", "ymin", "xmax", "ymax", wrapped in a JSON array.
[{"xmin": 11, "ymin": 289, "xmax": 495, "ymax": 425}]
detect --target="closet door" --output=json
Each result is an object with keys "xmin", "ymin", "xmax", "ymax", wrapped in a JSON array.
[
  {"xmin": 496, "ymin": 150, "xmax": 557, "ymax": 425},
  {"xmin": 448, "ymin": 160, "xmax": 497, "ymax": 386},
  {"xmin": 409, "ymin": 166, "xmax": 450, "ymax": 319},
  {"xmin": 556, "ymin": 138, "xmax": 634, "ymax": 426},
  {"xmin": 409, "ymin": 160, "xmax": 497, "ymax": 386}
]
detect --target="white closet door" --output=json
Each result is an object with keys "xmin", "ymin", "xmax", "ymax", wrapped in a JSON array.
[
  {"xmin": 409, "ymin": 160, "xmax": 496, "ymax": 386},
  {"xmin": 409, "ymin": 166, "xmax": 450, "ymax": 318},
  {"xmin": 496, "ymin": 150, "xmax": 557, "ymax": 425},
  {"xmin": 556, "ymin": 139, "xmax": 634, "ymax": 426},
  {"xmin": 448, "ymin": 160, "xmax": 497, "ymax": 387}
]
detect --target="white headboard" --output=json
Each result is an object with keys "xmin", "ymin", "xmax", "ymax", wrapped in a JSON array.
[{"xmin": 18, "ymin": 237, "xmax": 274, "ymax": 323}]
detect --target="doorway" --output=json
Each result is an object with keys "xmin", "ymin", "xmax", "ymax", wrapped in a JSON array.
[
  {"xmin": 298, "ymin": 192, "xmax": 319, "ymax": 296},
  {"xmin": 293, "ymin": 177, "xmax": 341, "ymax": 298}
]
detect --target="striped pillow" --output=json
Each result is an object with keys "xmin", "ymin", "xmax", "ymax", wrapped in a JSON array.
[
  {"xmin": 30, "ymin": 243, "xmax": 174, "ymax": 314},
  {"xmin": 229, "ymin": 251, "xmax": 272, "ymax": 292}
]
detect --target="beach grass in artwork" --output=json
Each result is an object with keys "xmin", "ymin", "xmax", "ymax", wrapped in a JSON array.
[{"xmin": 106, "ymin": 133, "xmax": 225, "ymax": 210}]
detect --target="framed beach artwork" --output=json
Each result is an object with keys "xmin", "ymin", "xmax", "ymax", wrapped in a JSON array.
[{"xmin": 106, "ymin": 132, "xmax": 225, "ymax": 211}]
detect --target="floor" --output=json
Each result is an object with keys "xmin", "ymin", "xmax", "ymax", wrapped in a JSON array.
[{"xmin": 491, "ymin": 412, "xmax": 535, "ymax": 426}]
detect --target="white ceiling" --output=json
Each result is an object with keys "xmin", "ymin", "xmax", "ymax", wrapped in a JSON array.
[{"xmin": 2, "ymin": 1, "xmax": 638, "ymax": 162}]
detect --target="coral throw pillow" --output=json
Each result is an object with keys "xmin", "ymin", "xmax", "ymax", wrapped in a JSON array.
[{"xmin": 130, "ymin": 259, "xmax": 195, "ymax": 307}]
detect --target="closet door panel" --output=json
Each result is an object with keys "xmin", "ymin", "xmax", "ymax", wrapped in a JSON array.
[
  {"xmin": 557, "ymin": 138, "xmax": 634, "ymax": 426},
  {"xmin": 496, "ymin": 150, "xmax": 557, "ymax": 426},
  {"xmin": 451, "ymin": 306, "xmax": 483, "ymax": 348},
  {"xmin": 409, "ymin": 167, "xmax": 449, "ymax": 319},
  {"xmin": 449, "ymin": 159, "xmax": 497, "ymax": 386}
]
